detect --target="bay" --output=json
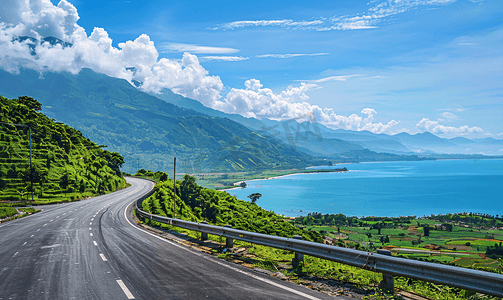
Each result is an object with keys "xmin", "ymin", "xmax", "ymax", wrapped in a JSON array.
[{"xmin": 227, "ymin": 159, "xmax": 503, "ymax": 218}]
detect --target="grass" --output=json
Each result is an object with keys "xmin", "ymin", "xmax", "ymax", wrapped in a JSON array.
[
  {"xmin": 0, "ymin": 204, "xmax": 40, "ymax": 223},
  {"xmin": 0, "ymin": 206, "xmax": 17, "ymax": 219}
]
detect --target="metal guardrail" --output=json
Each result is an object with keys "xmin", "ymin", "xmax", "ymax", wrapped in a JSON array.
[{"xmin": 135, "ymin": 201, "xmax": 503, "ymax": 296}]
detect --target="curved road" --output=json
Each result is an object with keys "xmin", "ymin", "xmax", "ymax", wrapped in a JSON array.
[{"xmin": 0, "ymin": 177, "xmax": 344, "ymax": 300}]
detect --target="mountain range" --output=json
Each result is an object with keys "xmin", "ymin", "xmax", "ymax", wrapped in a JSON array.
[
  {"xmin": 0, "ymin": 68, "xmax": 322, "ymax": 173},
  {"xmin": 156, "ymin": 89, "xmax": 503, "ymax": 157},
  {"xmin": 1, "ymin": 63, "xmax": 502, "ymax": 173}
]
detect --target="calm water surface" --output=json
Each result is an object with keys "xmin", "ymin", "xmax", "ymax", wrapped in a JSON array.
[{"xmin": 227, "ymin": 159, "xmax": 503, "ymax": 217}]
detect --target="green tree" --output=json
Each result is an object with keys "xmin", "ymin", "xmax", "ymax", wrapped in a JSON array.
[
  {"xmin": 181, "ymin": 174, "xmax": 200, "ymax": 208},
  {"xmin": 247, "ymin": 193, "xmax": 262, "ymax": 204},
  {"xmin": 60, "ymin": 171, "xmax": 71, "ymax": 196},
  {"xmin": 17, "ymin": 96, "xmax": 42, "ymax": 111}
]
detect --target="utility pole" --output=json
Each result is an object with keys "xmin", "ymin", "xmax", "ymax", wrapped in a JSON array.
[
  {"xmin": 0, "ymin": 121, "xmax": 33, "ymax": 201},
  {"xmin": 173, "ymin": 157, "xmax": 176, "ymax": 218},
  {"xmin": 29, "ymin": 127, "xmax": 33, "ymax": 201}
]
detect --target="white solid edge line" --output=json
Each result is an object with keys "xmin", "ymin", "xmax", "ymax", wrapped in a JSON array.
[
  {"xmin": 116, "ymin": 279, "xmax": 135, "ymax": 299},
  {"xmin": 123, "ymin": 202, "xmax": 320, "ymax": 300}
]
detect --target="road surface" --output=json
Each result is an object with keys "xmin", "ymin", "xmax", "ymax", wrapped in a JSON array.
[{"xmin": 0, "ymin": 177, "xmax": 346, "ymax": 299}]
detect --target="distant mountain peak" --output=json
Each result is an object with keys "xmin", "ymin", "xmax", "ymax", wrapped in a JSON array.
[{"xmin": 12, "ymin": 36, "xmax": 72, "ymax": 56}]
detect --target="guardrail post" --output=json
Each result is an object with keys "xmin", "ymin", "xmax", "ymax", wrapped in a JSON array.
[
  {"xmin": 292, "ymin": 235, "xmax": 304, "ymax": 268},
  {"xmin": 200, "ymin": 221, "xmax": 208, "ymax": 241},
  {"xmin": 377, "ymin": 249, "xmax": 394, "ymax": 293},
  {"xmin": 224, "ymin": 225, "xmax": 233, "ymax": 248}
]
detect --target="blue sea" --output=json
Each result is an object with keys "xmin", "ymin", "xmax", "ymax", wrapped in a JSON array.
[{"xmin": 228, "ymin": 159, "xmax": 503, "ymax": 218}]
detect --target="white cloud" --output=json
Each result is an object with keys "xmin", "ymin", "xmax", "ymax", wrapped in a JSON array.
[
  {"xmin": 362, "ymin": 108, "xmax": 377, "ymax": 115},
  {"xmin": 162, "ymin": 42, "xmax": 240, "ymax": 54},
  {"xmin": 209, "ymin": 19, "xmax": 295, "ymax": 30},
  {"xmin": 0, "ymin": 0, "xmax": 400, "ymax": 135},
  {"xmin": 211, "ymin": 0, "xmax": 465, "ymax": 32},
  {"xmin": 200, "ymin": 79, "xmax": 399, "ymax": 134},
  {"xmin": 0, "ymin": 0, "xmax": 407, "ymax": 138},
  {"xmin": 307, "ymin": 74, "xmax": 362, "ymax": 83},
  {"xmin": 199, "ymin": 56, "xmax": 249, "ymax": 62},
  {"xmin": 0, "ymin": 0, "xmax": 80, "ymax": 41},
  {"xmin": 416, "ymin": 118, "xmax": 483, "ymax": 135},
  {"xmin": 440, "ymin": 111, "xmax": 457, "ymax": 119},
  {"xmin": 256, "ymin": 53, "xmax": 329, "ymax": 59},
  {"xmin": 0, "ymin": 0, "xmax": 224, "ymax": 106}
]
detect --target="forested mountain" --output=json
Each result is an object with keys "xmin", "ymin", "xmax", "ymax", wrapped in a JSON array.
[
  {"xmin": 156, "ymin": 90, "xmax": 503, "ymax": 156},
  {"xmin": 0, "ymin": 96, "xmax": 127, "ymax": 201},
  {"xmin": 0, "ymin": 68, "xmax": 321, "ymax": 173}
]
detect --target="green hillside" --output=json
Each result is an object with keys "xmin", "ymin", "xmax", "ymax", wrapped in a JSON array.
[
  {"xmin": 0, "ymin": 68, "xmax": 321, "ymax": 173},
  {"xmin": 139, "ymin": 173, "xmax": 323, "ymax": 243},
  {"xmin": 0, "ymin": 95, "xmax": 127, "ymax": 202}
]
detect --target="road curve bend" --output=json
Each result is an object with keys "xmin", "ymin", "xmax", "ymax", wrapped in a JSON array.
[{"xmin": 0, "ymin": 177, "xmax": 344, "ymax": 300}]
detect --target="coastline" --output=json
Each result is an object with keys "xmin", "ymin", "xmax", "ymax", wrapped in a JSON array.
[{"xmin": 223, "ymin": 167, "xmax": 349, "ymax": 191}]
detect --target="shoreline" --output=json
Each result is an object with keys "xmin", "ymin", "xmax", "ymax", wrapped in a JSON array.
[{"xmin": 224, "ymin": 167, "xmax": 349, "ymax": 191}]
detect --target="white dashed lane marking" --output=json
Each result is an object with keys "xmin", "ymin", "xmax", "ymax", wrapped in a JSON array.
[
  {"xmin": 116, "ymin": 280, "xmax": 134, "ymax": 299},
  {"xmin": 93, "ymin": 241, "xmax": 98, "ymax": 246},
  {"xmin": 90, "ymin": 233, "xmax": 93, "ymax": 236},
  {"xmin": 99, "ymin": 254, "xmax": 108, "ymax": 261},
  {"xmin": 30, "ymin": 235, "xmax": 34, "ymax": 238}
]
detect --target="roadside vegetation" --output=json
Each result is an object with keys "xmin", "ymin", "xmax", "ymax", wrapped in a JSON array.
[
  {"xmin": 0, "ymin": 202, "xmax": 40, "ymax": 223},
  {"xmin": 136, "ymin": 174, "xmax": 502, "ymax": 299},
  {"xmin": 0, "ymin": 95, "xmax": 127, "ymax": 205},
  {"xmin": 138, "ymin": 172, "xmax": 322, "ymax": 242}
]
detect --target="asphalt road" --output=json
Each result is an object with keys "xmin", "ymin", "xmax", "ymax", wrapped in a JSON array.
[{"xmin": 0, "ymin": 177, "xmax": 348, "ymax": 300}]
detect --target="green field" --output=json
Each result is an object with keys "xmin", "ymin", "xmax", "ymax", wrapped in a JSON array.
[{"xmin": 302, "ymin": 216, "xmax": 503, "ymax": 273}]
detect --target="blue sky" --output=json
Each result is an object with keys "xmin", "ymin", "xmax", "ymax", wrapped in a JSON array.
[{"xmin": 2, "ymin": 0, "xmax": 502, "ymax": 138}]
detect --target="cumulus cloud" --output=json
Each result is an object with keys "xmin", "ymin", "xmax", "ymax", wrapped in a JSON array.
[
  {"xmin": 0, "ymin": 0, "xmax": 401, "ymax": 135},
  {"xmin": 211, "ymin": 0, "xmax": 464, "ymax": 31},
  {"xmin": 0, "ymin": 0, "xmax": 224, "ymax": 105},
  {"xmin": 416, "ymin": 118, "xmax": 483, "ymax": 135},
  {"xmin": 203, "ymin": 79, "xmax": 399, "ymax": 134}
]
